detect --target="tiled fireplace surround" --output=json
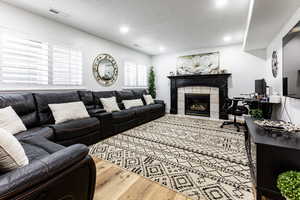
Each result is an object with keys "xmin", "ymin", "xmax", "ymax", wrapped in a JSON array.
[
  {"xmin": 178, "ymin": 86, "xmax": 219, "ymax": 119},
  {"xmin": 168, "ymin": 74, "xmax": 231, "ymax": 120}
]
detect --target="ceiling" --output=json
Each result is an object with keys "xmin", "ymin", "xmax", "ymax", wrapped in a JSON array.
[
  {"xmin": 244, "ymin": 0, "xmax": 300, "ymax": 52},
  {"xmin": 2, "ymin": 0, "xmax": 250, "ymax": 55}
]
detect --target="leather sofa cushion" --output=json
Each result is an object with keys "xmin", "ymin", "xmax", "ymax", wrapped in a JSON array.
[
  {"xmin": 22, "ymin": 142, "xmax": 49, "ymax": 161},
  {"xmin": 115, "ymin": 90, "xmax": 136, "ymax": 103},
  {"xmin": 34, "ymin": 92, "xmax": 81, "ymax": 125},
  {"xmin": 146, "ymin": 104, "xmax": 164, "ymax": 112},
  {"xmin": 93, "ymin": 91, "xmax": 116, "ymax": 108},
  {"xmin": 49, "ymin": 118, "xmax": 101, "ymax": 141},
  {"xmin": 15, "ymin": 127, "xmax": 54, "ymax": 141},
  {"xmin": 88, "ymin": 108, "xmax": 106, "ymax": 116},
  {"xmin": 78, "ymin": 90, "xmax": 95, "ymax": 110},
  {"xmin": 130, "ymin": 89, "xmax": 148, "ymax": 99},
  {"xmin": 0, "ymin": 93, "xmax": 39, "ymax": 128},
  {"xmin": 154, "ymin": 100, "xmax": 165, "ymax": 105},
  {"xmin": 130, "ymin": 89, "xmax": 148, "ymax": 105},
  {"xmin": 20, "ymin": 136, "xmax": 64, "ymax": 162},
  {"xmin": 112, "ymin": 109, "xmax": 135, "ymax": 124},
  {"xmin": 131, "ymin": 106, "xmax": 152, "ymax": 118}
]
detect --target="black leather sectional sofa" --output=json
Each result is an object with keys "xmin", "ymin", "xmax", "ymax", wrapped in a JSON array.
[{"xmin": 0, "ymin": 89, "xmax": 165, "ymax": 200}]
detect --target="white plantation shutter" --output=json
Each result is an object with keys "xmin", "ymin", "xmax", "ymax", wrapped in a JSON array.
[
  {"xmin": 124, "ymin": 62, "xmax": 137, "ymax": 87},
  {"xmin": 124, "ymin": 61, "xmax": 147, "ymax": 87},
  {"xmin": 0, "ymin": 32, "xmax": 83, "ymax": 87},
  {"xmin": 52, "ymin": 46, "xmax": 82, "ymax": 85},
  {"xmin": 0, "ymin": 34, "xmax": 49, "ymax": 85},
  {"xmin": 137, "ymin": 65, "xmax": 147, "ymax": 87}
]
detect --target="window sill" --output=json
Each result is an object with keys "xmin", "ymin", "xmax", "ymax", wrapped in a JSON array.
[
  {"xmin": 122, "ymin": 86, "xmax": 148, "ymax": 89},
  {"xmin": 0, "ymin": 86, "xmax": 87, "ymax": 92}
]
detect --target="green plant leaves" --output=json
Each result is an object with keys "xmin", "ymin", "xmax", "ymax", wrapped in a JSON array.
[
  {"xmin": 148, "ymin": 66, "xmax": 156, "ymax": 99},
  {"xmin": 250, "ymin": 109, "xmax": 263, "ymax": 120},
  {"xmin": 277, "ymin": 171, "xmax": 300, "ymax": 200}
]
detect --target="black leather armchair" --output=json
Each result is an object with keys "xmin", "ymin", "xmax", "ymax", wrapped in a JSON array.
[
  {"xmin": 0, "ymin": 93, "xmax": 97, "ymax": 200},
  {"xmin": 0, "ymin": 137, "xmax": 96, "ymax": 200}
]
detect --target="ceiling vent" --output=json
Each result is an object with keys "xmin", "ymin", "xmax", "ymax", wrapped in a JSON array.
[
  {"xmin": 49, "ymin": 8, "xmax": 70, "ymax": 18},
  {"xmin": 49, "ymin": 8, "xmax": 60, "ymax": 14}
]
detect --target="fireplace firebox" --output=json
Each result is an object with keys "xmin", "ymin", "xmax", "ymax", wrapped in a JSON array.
[{"xmin": 185, "ymin": 94, "xmax": 210, "ymax": 117}]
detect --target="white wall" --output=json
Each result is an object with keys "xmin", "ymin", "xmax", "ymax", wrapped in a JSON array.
[
  {"xmin": 152, "ymin": 45, "xmax": 266, "ymax": 112},
  {"xmin": 0, "ymin": 2, "xmax": 151, "ymax": 91},
  {"xmin": 265, "ymin": 7, "xmax": 300, "ymax": 125}
]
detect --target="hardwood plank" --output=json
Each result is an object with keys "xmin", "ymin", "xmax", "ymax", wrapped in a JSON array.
[
  {"xmin": 93, "ymin": 157, "xmax": 192, "ymax": 200},
  {"xmin": 94, "ymin": 167, "xmax": 140, "ymax": 199},
  {"xmin": 118, "ymin": 177, "xmax": 182, "ymax": 200}
]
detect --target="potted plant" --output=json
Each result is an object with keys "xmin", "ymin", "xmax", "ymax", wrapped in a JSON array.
[
  {"xmin": 250, "ymin": 109, "xmax": 264, "ymax": 120},
  {"xmin": 277, "ymin": 171, "xmax": 300, "ymax": 200},
  {"xmin": 148, "ymin": 66, "xmax": 156, "ymax": 98}
]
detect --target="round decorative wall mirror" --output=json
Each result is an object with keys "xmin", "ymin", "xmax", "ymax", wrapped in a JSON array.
[
  {"xmin": 272, "ymin": 50, "xmax": 278, "ymax": 78},
  {"xmin": 93, "ymin": 54, "xmax": 118, "ymax": 86}
]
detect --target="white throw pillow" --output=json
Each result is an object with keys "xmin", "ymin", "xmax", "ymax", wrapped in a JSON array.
[
  {"xmin": 49, "ymin": 101, "xmax": 90, "ymax": 124},
  {"xmin": 0, "ymin": 128, "xmax": 29, "ymax": 172},
  {"xmin": 100, "ymin": 97, "xmax": 120, "ymax": 113},
  {"xmin": 122, "ymin": 99, "xmax": 144, "ymax": 109},
  {"xmin": 143, "ymin": 95, "xmax": 155, "ymax": 105},
  {"xmin": 0, "ymin": 106, "xmax": 27, "ymax": 135}
]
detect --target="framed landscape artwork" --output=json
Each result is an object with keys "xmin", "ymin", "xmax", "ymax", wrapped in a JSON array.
[{"xmin": 176, "ymin": 52, "xmax": 220, "ymax": 75}]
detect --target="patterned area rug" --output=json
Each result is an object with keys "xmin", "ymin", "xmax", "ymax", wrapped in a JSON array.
[{"xmin": 89, "ymin": 115, "xmax": 253, "ymax": 200}]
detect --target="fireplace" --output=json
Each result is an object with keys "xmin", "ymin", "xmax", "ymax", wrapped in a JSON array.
[
  {"xmin": 185, "ymin": 93, "xmax": 210, "ymax": 117},
  {"xmin": 168, "ymin": 74, "xmax": 231, "ymax": 119}
]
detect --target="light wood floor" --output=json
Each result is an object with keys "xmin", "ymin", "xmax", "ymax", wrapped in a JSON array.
[
  {"xmin": 93, "ymin": 158, "xmax": 266, "ymax": 200},
  {"xmin": 93, "ymin": 157, "xmax": 192, "ymax": 200}
]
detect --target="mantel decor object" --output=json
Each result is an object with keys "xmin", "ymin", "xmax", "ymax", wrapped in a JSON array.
[
  {"xmin": 93, "ymin": 54, "xmax": 118, "ymax": 86},
  {"xmin": 176, "ymin": 52, "xmax": 220, "ymax": 75}
]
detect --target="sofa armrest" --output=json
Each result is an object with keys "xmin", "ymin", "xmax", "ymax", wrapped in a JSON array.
[
  {"xmin": 88, "ymin": 108, "xmax": 106, "ymax": 116},
  {"xmin": 0, "ymin": 144, "xmax": 93, "ymax": 199},
  {"xmin": 93, "ymin": 112, "xmax": 113, "ymax": 138},
  {"xmin": 154, "ymin": 100, "xmax": 165, "ymax": 104}
]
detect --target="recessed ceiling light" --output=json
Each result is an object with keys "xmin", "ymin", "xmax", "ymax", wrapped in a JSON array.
[
  {"xmin": 159, "ymin": 46, "xmax": 166, "ymax": 52},
  {"xmin": 216, "ymin": 0, "xmax": 228, "ymax": 8},
  {"xmin": 223, "ymin": 36, "xmax": 232, "ymax": 42},
  {"xmin": 120, "ymin": 25, "xmax": 130, "ymax": 34}
]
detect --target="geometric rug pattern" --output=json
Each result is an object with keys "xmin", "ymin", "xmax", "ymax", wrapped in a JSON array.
[{"xmin": 89, "ymin": 115, "xmax": 253, "ymax": 200}]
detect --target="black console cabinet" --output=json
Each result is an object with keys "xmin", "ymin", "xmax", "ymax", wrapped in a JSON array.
[{"xmin": 245, "ymin": 117, "xmax": 300, "ymax": 200}]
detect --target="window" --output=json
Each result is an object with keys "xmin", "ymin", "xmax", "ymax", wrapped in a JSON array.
[
  {"xmin": 52, "ymin": 46, "xmax": 82, "ymax": 85},
  {"xmin": 137, "ymin": 64, "xmax": 147, "ymax": 87},
  {"xmin": 124, "ymin": 61, "xmax": 147, "ymax": 87},
  {"xmin": 0, "ymin": 33, "xmax": 83, "ymax": 87},
  {"xmin": 0, "ymin": 34, "xmax": 49, "ymax": 85}
]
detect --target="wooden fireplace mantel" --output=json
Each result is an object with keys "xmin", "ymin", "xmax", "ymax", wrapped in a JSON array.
[
  {"xmin": 167, "ymin": 73, "xmax": 232, "ymax": 79},
  {"xmin": 167, "ymin": 73, "xmax": 231, "ymax": 119}
]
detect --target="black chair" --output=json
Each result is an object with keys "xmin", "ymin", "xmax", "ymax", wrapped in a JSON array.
[{"xmin": 221, "ymin": 98, "xmax": 249, "ymax": 132}]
